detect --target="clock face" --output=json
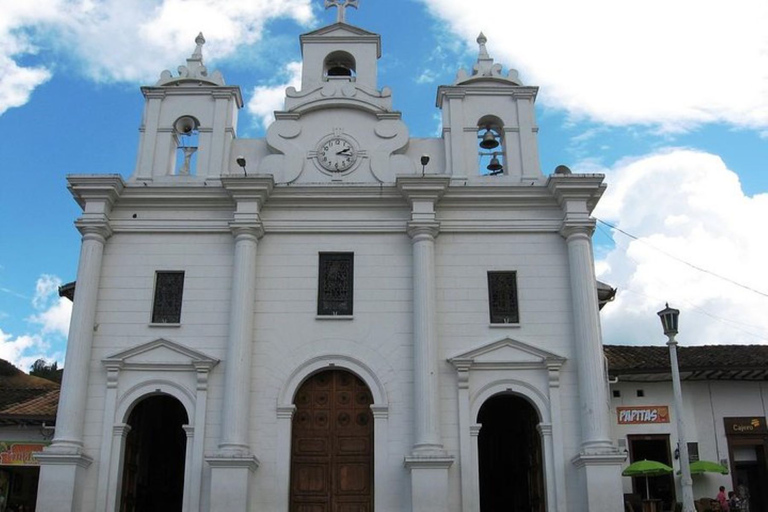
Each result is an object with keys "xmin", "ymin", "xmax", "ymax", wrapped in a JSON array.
[{"xmin": 318, "ymin": 137, "xmax": 356, "ymax": 172}]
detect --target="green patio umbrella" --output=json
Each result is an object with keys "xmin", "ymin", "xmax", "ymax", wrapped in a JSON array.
[
  {"xmin": 676, "ymin": 460, "xmax": 729, "ymax": 475},
  {"xmin": 622, "ymin": 459, "xmax": 674, "ymax": 500}
]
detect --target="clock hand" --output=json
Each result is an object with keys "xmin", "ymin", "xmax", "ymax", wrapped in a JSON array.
[{"xmin": 336, "ymin": 148, "xmax": 351, "ymax": 155}]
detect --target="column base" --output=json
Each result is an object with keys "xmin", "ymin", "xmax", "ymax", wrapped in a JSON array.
[
  {"xmin": 404, "ymin": 455, "xmax": 454, "ymax": 512},
  {"xmin": 572, "ymin": 452, "xmax": 626, "ymax": 512},
  {"xmin": 206, "ymin": 454, "xmax": 260, "ymax": 511},
  {"xmin": 34, "ymin": 451, "xmax": 93, "ymax": 512}
]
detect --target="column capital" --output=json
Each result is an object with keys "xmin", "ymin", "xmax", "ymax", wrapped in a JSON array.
[
  {"xmin": 560, "ymin": 219, "xmax": 595, "ymax": 239},
  {"xmin": 406, "ymin": 221, "xmax": 440, "ymax": 241},
  {"xmin": 230, "ymin": 221, "xmax": 265, "ymax": 240},
  {"xmin": 75, "ymin": 218, "xmax": 113, "ymax": 240}
]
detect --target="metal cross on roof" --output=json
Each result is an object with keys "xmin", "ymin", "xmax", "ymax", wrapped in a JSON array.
[{"xmin": 325, "ymin": 0, "xmax": 359, "ymax": 23}]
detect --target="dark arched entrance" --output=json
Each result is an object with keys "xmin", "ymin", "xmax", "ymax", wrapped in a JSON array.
[
  {"xmin": 478, "ymin": 394, "xmax": 545, "ymax": 512},
  {"xmin": 119, "ymin": 394, "xmax": 188, "ymax": 512},
  {"xmin": 290, "ymin": 369, "xmax": 373, "ymax": 512}
]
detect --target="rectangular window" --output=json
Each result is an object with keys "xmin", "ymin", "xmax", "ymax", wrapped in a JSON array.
[
  {"xmin": 487, "ymin": 271, "xmax": 519, "ymax": 324},
  {"xmin": 687, "ymin": 442, "xmax": 699, "ymax": 462},
  {"xmin": 318, "ymin": 253, "xmax": 354, "ymax": 316},
  {"xmin": 152, "ymin": 271, "xmax": 185, "ymax": 323}
]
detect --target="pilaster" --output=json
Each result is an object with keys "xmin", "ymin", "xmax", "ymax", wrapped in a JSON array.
[
  {"xmin": 398, "ymin": 175, "xmax": 454, "ymax": 511},
  {"xmin": 549, "ymin": 173, "xmax": 625, "ymax": 511},
  {"xmin": 207, "ymin": 177, "xmax": 272, "ymax": 510}
]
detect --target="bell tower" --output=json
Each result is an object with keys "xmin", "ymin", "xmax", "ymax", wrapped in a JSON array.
[
  {"xmin": 437, "ymin": 34, "xmax": 542, "ymax": 183},
  {"xmin": 133, "ymin": 33, "xmax": 242, "ymax": 181}
]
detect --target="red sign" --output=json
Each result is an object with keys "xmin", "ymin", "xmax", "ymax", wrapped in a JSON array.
[
  {"xmin": 0, "ymin": 442, "xmax": 49, "ymax": 466},
  {"xmin": 617, "ymin": 406, "xmax": 670, "ymax": 424}
]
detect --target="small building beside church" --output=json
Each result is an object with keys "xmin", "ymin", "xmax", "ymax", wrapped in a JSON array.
[
  {"xmin": 606, "ymin": 344, "xmax": 768, "ymax": 512},
  {"xmin": 35, "ymin": 3, "xmax": 627, "ymax": 511}
]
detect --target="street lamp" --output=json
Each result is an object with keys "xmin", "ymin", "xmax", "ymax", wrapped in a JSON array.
[{"xmin": 657, "ymin": 304, "xmax": 695, "ymax": 512}]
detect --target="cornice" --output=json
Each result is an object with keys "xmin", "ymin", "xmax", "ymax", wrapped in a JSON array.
[
  {"xmin": 67, "ymin": 174, "xmax": 125, "ymax": 210},
  {"xmin": 396, "ymin": 175, "xmax": 451, "ymax": 204},
  {"xmin": 436, "ymin": 84, "xmax": 539, "ymax": 108},
  {"xmin": 140, "ymin": 85, "xmax": 244, "ymax": 108}
]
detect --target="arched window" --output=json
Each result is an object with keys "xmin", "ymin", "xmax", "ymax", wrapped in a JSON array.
[
  {"xmin": 324, "ymin": 51, "xmax": 356, "ymax": 79},
  {"xmin": 477, "ymin": 116, "xmax": 504, "ymax": 176},
  {"xmin": 173, "ymin": 115, "xmax": 200, "ymax": 175}
]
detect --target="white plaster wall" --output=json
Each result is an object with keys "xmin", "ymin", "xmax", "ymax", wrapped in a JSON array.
[
  {"xmin": 67, "ymin": 203, "xmax": 592, "ymax": 511},
  {"xmin": 435, "ymin": 231, "xmax": 585, "ymax": 511}
]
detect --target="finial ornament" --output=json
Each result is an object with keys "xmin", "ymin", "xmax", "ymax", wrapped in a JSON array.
[
  {"xmin": 453, "ymin": 32, "xmax": 522, "ymax": 86},
  {"xmin": 192, "ymin": 32, "xmax": 205, "ymax": 60},
  {"xmin": 325, "ymin": 0, "xmax": 359, "ymax": 23},
  {"xmin": 155, "ymin": 31, "xmax": 225, "ymax": 86}
]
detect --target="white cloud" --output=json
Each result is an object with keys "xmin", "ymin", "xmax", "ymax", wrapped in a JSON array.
[
  {"xmin": 422, "ymin": 0, "xmax": 768, "ymax": 131},
  {"xmin": 0, "ymin": 275, "xmax": 71, "ymax": 369},
  {"xmin": 590, "ymin": 149, "xmax": 768, "ymax": 346},
  {"xmin": 0, "ymin": 0, "xmax": 314, "ymax": 113},
  {"xmin": 0, "ymin": 329, "xmax": 50, "ymax": 372},
  {"xmin": 246, "ymin": 61, "xmax": 302, "ymax": 129}
]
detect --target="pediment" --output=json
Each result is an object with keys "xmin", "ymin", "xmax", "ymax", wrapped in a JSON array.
[
  {"xmin": 103, "ymin": 338, "xmax": 219, "ymax": 371},
  {"xmin": 448, "ymin": 336, "xmax": 566, "ymax": 370},
  {"xmin": 302, "ymin": 23, "xmax": 379, "ymax": 38}
]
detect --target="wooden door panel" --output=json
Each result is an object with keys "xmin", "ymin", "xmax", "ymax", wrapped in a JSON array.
[{"xmin": 291, "ymin": 370, "xmax": 373, "ymax": 511}]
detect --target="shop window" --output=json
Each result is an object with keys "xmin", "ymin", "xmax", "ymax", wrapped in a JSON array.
[
  {"xmin": 488, "ymin": 271, "xmax": 519, "ymax": 324},
  {"xmin": 318, "ymin": 253, "xmax": 354, "ymax": 316},
  {"xmin": 152, "ymin": 271, "xmax": 185, "ymax": 324}
]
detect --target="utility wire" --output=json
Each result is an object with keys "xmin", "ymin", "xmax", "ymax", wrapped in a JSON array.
[{"xmin": 595, "ymin": 217, "xmax": 768, "ymax": 300}]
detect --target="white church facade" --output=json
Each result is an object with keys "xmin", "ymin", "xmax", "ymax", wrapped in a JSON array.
[{"xmin": 35, "ymin": 4, "xmax": 626, "ymax": 511}]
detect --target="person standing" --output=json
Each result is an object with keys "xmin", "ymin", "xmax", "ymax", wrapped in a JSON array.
[{"xmin": 717, "ymin": 486, "xmax": 730, "ymax": 511}]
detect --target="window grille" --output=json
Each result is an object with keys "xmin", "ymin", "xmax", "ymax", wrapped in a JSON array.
[
  {"xmin": 318, "ymin": 253, "xmax": 354, "ymax": 315},
  {"xmin": 152, "ymin": 271, "xmax": 185, "ymax": 323},
  {"xmin": 487, "ymin": 271, "xmax": 519, "ymax": 324}
]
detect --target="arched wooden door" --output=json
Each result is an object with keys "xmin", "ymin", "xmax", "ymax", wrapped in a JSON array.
[{"xmin": 290, "ymin": 369, "xmax": 373, "ymax": 512}]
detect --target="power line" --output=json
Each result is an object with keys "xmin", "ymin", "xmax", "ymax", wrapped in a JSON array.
[{"xmin": 595, "ymin": 217, "xmax": 768, "ymax": 300}]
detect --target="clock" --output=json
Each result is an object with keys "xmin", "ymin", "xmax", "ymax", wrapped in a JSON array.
[{"xmin": 317, "ymin": 136, "xmax": 357, "ymax": 172}]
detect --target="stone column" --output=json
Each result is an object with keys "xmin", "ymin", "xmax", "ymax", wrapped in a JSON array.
[
  {"xmin": 207, "ymin": 176, "xmax": 272, "ymax": 509},
  {"xmin": 563, "ymin": 223, "xmax": 614, "ymax": 452},
  {"xmin": 36, "ymin": 175, "xmax": 123, "ymax": 512},
  {"xmin": 408, "ymin": 222, "xmax": 444, "ymax": 453},
  {"xmin": 218, "ymin": 225, "xmax": 261, "ymax": 454},
  {"xmin": 547, "ymin": 174, "xmax": 624, "ymax": 511},
  {"xmin": 397, "ymin": 175, "xmax": 453, "ymax": 512}
]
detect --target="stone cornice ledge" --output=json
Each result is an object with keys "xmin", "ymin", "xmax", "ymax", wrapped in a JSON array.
[
  {"xmin": 396, "ymin": 175, "xmax": 451, "ymax": 204},
  {"xmin": 34, "ymin": 451, "xmax": 94, "ymax": 468},
  {"xmin": 205, "ymin": 454, "xmax": 260, "ymax": 471},
  {"xmin": 571, "ymin": 451, "xmax": 626, "ymax": 468},
  {"xmin": 546, "ymin": 173, "xmax": 606, "ymax": 216},
  {"xmin": 403, "ymin": 455, "xmax": 455, "ymax": 469},
  {"xmin": 67, "ymin": 174, "xmax": 126, "ymax": 210}
]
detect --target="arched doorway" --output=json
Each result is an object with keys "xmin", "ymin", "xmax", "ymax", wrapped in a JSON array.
[
  {"xmin": 290, "ymin": 369, "xmax": 373, "ymax": 512},
  {"xmin": 478, "ymin": 394, "xmax": 545, "ymax": 512},
  {"xmin": 119, "ymin": 394, "xmax": 188, "ymax": 512}
]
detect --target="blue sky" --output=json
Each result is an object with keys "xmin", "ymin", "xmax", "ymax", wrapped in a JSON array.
[{"xmin": 2, "ymin": 0, "xmax": 767, "ymax": 369}]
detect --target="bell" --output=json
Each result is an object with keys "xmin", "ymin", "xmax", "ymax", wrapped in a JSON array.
[
  {"xmin": 487, "ymin": 155, "xmax": 503, "ymax": 174},
  {"xmin": 479, "ymin": 129, "xmax": 499, "ymax": 149}
]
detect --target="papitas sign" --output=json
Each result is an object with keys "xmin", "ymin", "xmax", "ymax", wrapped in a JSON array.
[
  {"xmin": 617, "ymin": 406, "xmax": 670, "ymax": 424},
  {"xmin": 724, "ymin": 417, "xmax": 767, "ymax": 435},
  {"xmin": 0, "ymin": 442, "xmax": 48, "ymax": 466}
]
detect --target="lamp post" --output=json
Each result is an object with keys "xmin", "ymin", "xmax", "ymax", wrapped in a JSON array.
[{"xmin": 657, "ymin": 304, "xmax": 695, "ymax": 512}]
